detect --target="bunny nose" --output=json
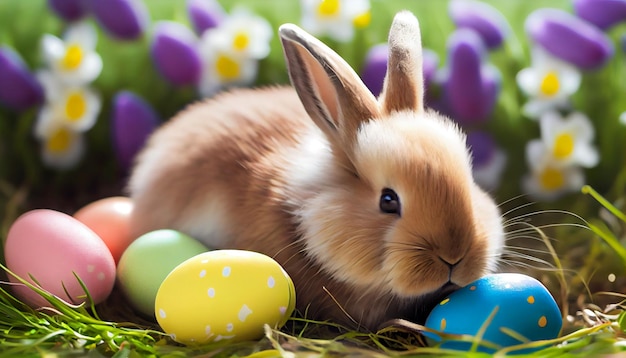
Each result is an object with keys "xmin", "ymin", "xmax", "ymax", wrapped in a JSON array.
[{"xmin": 439, "ymin": 257, "xmax": 462, "ymax": 278}]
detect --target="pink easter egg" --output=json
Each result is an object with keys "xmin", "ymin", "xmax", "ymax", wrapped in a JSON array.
[{"xmin": 4, "ymin": 209, "xmax": 116, "ymax": 308}]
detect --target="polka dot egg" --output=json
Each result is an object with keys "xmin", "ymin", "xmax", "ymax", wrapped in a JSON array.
[
  {"xmin": 424, "ymin": 273, "xmax": 562, "ymax": 354},
  {"xmin": 155, "ymin": 250, "xmax": 296, "ymax": 345}
]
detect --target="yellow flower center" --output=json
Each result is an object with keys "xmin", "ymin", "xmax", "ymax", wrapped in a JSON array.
[
  {"xmin": 65, "ymin": 91, "xmax": 87, "ymax": 121},
  {"xmin": 553, "ymin": 132, "xmax": 575, "ymax": 159},
  {"xmin": 233, "ymin": 31, "xmax": 250, "ymax": 51},
  {"xmin": 215, "ymin": 53, "xmax": 240, "ymax": 80},
  {"xmin": 318, "ymin": 0, "xmax": 340, "ymax": 17},
  {"xmin": 539, "ymin": 167, "xmax": 565, "ymax": 191},
  {"xmin": 353, "ymin": 11, "xmax": 371, "ymax": 28},
  {"xmin": 540, "ymin": 71, "xmax": 560, "ymax": 97},
  {"xmin": 46, "ymin": 127, "xmax": 73, "ymax": 154},
  {"xmin": 61, "ymin": 44, "xmax": 84, "ymax": 70}
]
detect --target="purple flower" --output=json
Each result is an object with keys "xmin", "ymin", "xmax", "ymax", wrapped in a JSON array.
[
  {"xmin": 467, "ymin": 131, "xmax": 496, "ymax": 167},
  {"xmin": 573, "ymin": 0, "xmax": 626, "ymax": 30},
  {"xmin": 48, "ymin": 0, "xmax": 88, "ymax": 22},
  {"xmin": 112, "ymin": 91, "xmax": 159, "ymax": 171},
  {"xmin": 449, "ymin": 0, "xmax": 510, "ymax": 49},
  {"xmin": 361, "ymin": 44, "xmax": 387, "ymax": 97},
  {"xmin": 0, "ymin": 47, "xmax": 44, "ymax": 111},
  {"xmin": 466, "ymin": 131, "xmax": 507, "ymax": 190},
  {"xmin": 187, "ymin": 0, "xmax": 225, "ymax": 36},
  {"xmin": 151, "ymin": 21, "xmax": 203, "ymax": 86},
  {"xmin": 361, "ymin": 44, "xmax": 439, "ymax": 98},
  {"xmin": 89, "ymin": 0, "xmax": 149, "ymax": 40},
  {"xmin": 525, "ymin": 8, "xmax": 613, "ymax": 70},
  {"xmin": 439, "ymin": 29, "xmax": 500, "ymax": 125},
  {"xmin": 422, "ymin": 49, "xmax": 439, "ymax": 89}
]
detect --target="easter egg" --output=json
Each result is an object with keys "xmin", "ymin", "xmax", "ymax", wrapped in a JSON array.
[
  {"xmin": 74, "ymin": 196, "xmax": 134, "ymax": 263},
  {"xmin": 116, "ymin": 229, "xmax": 209, "ymax": 317},
  {"xmin": 424, "ymin": 273, "xmax": 562, "ymax": 354},
  {"xmin": 5, "ymin": 209, "xmax": 116, "ymax": 308},
  {"xmin": 155, "ymin": 250, "xmax": 296, "ymax": 345}
]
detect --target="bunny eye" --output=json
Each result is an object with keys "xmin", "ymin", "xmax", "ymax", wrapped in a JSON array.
[{"xmin": 380, "ymin": 188, "xmax": 401, "ymax": 216}]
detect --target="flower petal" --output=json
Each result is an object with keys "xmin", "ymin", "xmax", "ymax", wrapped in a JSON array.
[
  {"xmin": 56, "ymin": 86, "xmax": 101, "ymax": 132},
  {"xmin": 112, "ymin": 91, "xmax": 159, "ymax": 171},
  {"xmin": 299, "ymin": 0, "xmax": 370, "ymax": 42},
  {"xmin": 361, "ymin": 43, "xmax": 387, "ymax": 97},
  {"xmin": 525, "ymin": 139, "xmax": 548, "ymax": 171},
  {"xmin": 538, "ymin": 110, "xmax": 563, "ymax": 147},
  {"xmin": 151, "ymin": 21, "xmax": 202, "ymax": 86},
  {"xmin": 466, "ymin": 130, "xmax": 496, "ymax": 168},
  {"xmin": 567, "ymin": 111, "xmax": 595, "ymax": 143},
  {"xmin": 41, "ymin": 126, "xmax": 85, "ymax": 170},
  {"xmin": 198, "ymin": 52, "xmax": 259, "ymax": 97},
  {"xmin": 574, "ymin": 145, "xmax": 600, "ymax": 168},
  {"xmin": 525, "ymin": 8, "xmax": 614, "ymax": 69},
  {"xmin": 35, "ymin": 70, "xmax": 63, "ymax": 103},
  {"xmin": 573, "ymin": 0, "xmax": 626, "ymax": 30},
  {"xmin": 221, "ymin": 9, "xmax": 273, "ymax": 59},
  {"xmin": 473, "ymin": 149, "xmax": 506, "ymax": 191},
  {"xmin": 449, "ymin": 0, "xmax": 510, "ymax": 49},
  {"xmin": 34, "ymin": 105, "xmax": 58, "ymax": 139},
  {"xmin": 48, "ymin": 0, "xmax": 88, "ymax": 22},
  {"xmin": 90, "ymin": 0, "xmax": 149, "ymax": 40},
  {"xmin": 515, "ymin": 67, "xmax": 539, "ymax": 96},
  {"xmin": 0, "ymin": 47, "xmax": 44, "ymax": 110},
  {"xmin": 64, "ymin": 21, "xmax": 98, "ymax": 51},
  {"xmin": 187, "ymin": 0, "xmax": 225, "ymax": 35},
  {"xmin": 522, "ymin": 164, "xmax": 585, "ymax": 201},
  {"xmin": 41, "ymin": 34, "xmax": 66, "ymax": 67},
  {"xmin": 422, "ymin": 49, "xmax": 439, "ymax": 87},
  {"xmin": 442, "ymin": 29, "xmax": 500, "ymax": 124},
  {"xmin": 522, "ymin": 98, "xmax": 563, "ymax": 119}
]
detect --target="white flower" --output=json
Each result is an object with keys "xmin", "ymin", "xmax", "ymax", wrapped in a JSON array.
[
  {"xmin": 620, "ymin": 111, "xmax": 626, "ymax": 126},
  {"xmin": 521, "ymin": 111, "xmax": 598, "ymax": 201},
  {"xmin": 41, "ymin": 21, "xmax": 102, "ymax": 85},
  {"xmin": 36, "ymin": 121, "xmax": 86, "ymax": 169},
  {"xmin": 522, "ymin": 162, "xmax": 585, "ymax": 201},
  {"xmin": 526, "ymin": 111, "xmax": 599, "ymax": 169},
  {"xmin": 197, "ymin": 8, "xmax": 272, "ymax": 97},
  {"xmin": 35, "ymin": 71, "xmax": 101, "ymax": 134},
  {"xmin": 300, "ymin": 0, "xmax": 371, "ymax": 42},
  {"xmin": 198, "ymin": 50, "xmax": 258, "ymax": 97},
  {"xmin": 205, "ymin": 8, "xmax": 273, "ymax": 60},
  {"xmin": 516, "ymin": 47, "xmax": 581, "ymax": 119}
]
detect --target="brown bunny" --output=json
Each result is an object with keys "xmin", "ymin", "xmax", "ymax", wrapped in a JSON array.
[{"xmin": 129, "ymin": 11, "xmax": 504, "ymax": 331}]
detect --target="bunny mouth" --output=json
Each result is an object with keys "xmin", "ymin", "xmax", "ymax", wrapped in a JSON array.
[{"xmin": 405, "ymin": 281, "xmax": 461, "ymax": 324}]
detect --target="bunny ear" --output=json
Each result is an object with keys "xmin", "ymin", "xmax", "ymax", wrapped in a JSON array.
[
  {"xmin": 279, "ymin": 23, "xmax": 379, "ymax": 171},
  {"xmin": 380, "ymin": 11, "xmax": 425, "ymax": 115}
]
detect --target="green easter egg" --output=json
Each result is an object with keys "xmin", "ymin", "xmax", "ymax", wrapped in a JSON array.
[{"xmin": 117, "ymin": 229, "xmax": 209, "ymax": 317}]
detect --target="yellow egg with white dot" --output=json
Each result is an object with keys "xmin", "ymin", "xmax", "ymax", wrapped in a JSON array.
[{"xmin": 155, "ymin": 250, "xmax": 296, "ymax": 345}]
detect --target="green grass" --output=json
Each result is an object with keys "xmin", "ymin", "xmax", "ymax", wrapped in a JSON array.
[{"xmin": 0, "ymin": 186, "xmax": 624, "ymax": 356}]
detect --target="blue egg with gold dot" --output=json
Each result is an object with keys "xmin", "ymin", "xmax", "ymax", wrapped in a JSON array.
[{"xmin": 424, "ymin": 273, "xmax": 562, "ymax": 354}]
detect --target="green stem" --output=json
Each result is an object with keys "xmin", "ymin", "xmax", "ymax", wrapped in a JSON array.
[{"xmin": 582, "ymin": 185, "xmax": 626, "ymax": 223}]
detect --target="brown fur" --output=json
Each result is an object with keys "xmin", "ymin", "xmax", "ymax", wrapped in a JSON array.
[{"xmin": 129, "ymin": 11, "xmax": 503, "ymax": 331}]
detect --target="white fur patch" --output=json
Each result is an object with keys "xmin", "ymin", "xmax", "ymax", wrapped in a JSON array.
[
  {"xmin": 283, "ymin": 130, "xmax": 336, "ymax": 197},
  {"xmin": 175, "ymin": 194, "xmax": 233, "ymax": 248}
]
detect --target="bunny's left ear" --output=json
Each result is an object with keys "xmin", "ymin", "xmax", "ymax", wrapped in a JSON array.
[
  {"xmin": 380, "ymin": 11, "xmax": 425, "ymax": 115},
  {"xmin": 279, "ymin": 23, "xmax": 380, "ymax": 172}
]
